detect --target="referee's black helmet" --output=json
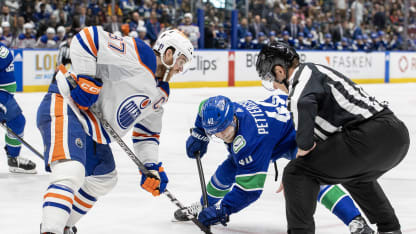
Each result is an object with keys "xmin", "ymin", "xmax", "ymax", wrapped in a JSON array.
[{"xmin": 255, "ymin": 41, "xmax": 299, "ymax": 82}]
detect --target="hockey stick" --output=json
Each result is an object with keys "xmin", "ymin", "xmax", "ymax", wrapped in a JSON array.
[
  {"xmin": 0, "ymin": 121, "xmax": 44, "ymax": 160},
  {"xmin": 195, "ymin": 151, "xmax": 209, "ymax": 209},
  {"xmin": 61, "ymin": 68, "xmax": 212, "ymax": 234}
]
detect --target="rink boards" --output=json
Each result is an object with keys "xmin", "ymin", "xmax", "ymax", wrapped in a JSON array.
[{"xmin": 10, "ymin": 49, "xmax": 416, "ymax": 92}]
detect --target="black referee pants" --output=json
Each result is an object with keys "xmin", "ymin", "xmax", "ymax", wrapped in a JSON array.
[{"xmin": 282, "ymin": 109, "xmax": 410, "ymax": 234}]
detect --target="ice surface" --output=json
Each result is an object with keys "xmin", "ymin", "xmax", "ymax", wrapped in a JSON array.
[{"xmin": 1, "ymin": 84, "xmax": 415, "ymax": 234}]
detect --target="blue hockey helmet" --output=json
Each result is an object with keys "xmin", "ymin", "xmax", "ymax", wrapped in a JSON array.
[{"xmin": 200, "ymin": 95, "xmax": 234, "ymax": 135}]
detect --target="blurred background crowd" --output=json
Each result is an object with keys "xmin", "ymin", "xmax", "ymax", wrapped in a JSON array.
[{"xmin": 0, "ymin": 0, "xmax": 415, "ymax": 51}]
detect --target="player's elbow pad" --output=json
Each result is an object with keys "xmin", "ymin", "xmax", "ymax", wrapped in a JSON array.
[{"xmin": 70, "ymin": 74, "xmax": 102, "ymax": 110}]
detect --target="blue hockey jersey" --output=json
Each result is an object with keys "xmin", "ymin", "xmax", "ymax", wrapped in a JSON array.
[
  {"xmin": 0, "ymin": 42, "xmax": 16, "ymax": 92},
  {"xmin": 195, "ymin": 94, "xmax": 297, "ymax": 214}
]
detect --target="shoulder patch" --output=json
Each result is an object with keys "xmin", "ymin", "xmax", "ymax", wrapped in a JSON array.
[
  {"xmin": 0, "ymin": 46, "xmax": 9, "ymax": 58},
  {"xmin": 232, "ymin": 135, "xmax": 246, "ymax": 154}
]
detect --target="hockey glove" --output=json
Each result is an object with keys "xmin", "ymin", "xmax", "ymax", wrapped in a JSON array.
[
  {"xmin": 198, "ymin": 203, "xmax": 230, "ymax": 227},
  {"xmin": 70, "ymin": 74, "xmax": 102, "ymax": 110},
  {"xmin": 140, "ymin": 162, "xmax": 168, "ymax": 196},
  {"xmin": 186, "ymin": 128, "xmax": 209, "ymax": 159}
]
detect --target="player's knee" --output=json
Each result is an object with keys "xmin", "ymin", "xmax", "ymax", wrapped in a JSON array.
[
  {"xmin": 82, "ymin": 170, "xmax": 118, "ymax": 197},
  {"xmin": 7, "ymin": 114, "xmax": 25, "ymax": 135},
  {"xmin": 50, "ymin": 160, "xmax": 85, "ymax": 191}
]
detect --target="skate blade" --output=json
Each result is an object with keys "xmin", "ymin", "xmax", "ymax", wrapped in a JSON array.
[{"xmin": 9, "ymin": 167, "xmax": 37, "ymax": 174}]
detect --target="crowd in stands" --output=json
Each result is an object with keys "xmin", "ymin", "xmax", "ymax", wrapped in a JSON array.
[{"xmin": 0, "ymin": 0, "xmax": 415, "ymax": 51}]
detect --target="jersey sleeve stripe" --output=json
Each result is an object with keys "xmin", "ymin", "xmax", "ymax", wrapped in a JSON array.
[
  {"xmin": 235, "ymin": 172, "xmax": 267, "ymax": 191},
  {"xmin": 82, "ymin": 28, "xmax": 98, "ymax": 57},
  {"xmin": 92, "ymin": 26, "xmax": 99, "ymax": 51},
  {"xmin": 132, "ymin": 138, "xmax": 159, "ymax": 144},
  {"xmin": 131, "ymin": 38, "xmax": 155, "ymax": 78},
  {"xmin": 134, "ymin": 123, "xmax": 160, "ymax": 135},
  {"xmin": 76, "ymin": 33, "xmax": 95, "ymax": 58},
  {"xmin": 50, "ymin": 94, "xmax": 69, "ymax": 163},
  {"xmin": 132, "ymin": 132, "xmax": 160, "ymax": 139}
]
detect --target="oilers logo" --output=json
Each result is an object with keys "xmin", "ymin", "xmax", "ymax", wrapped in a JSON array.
[{"xmin": 117, "ymin": 95, "xmax": 151, "ymax": 129}]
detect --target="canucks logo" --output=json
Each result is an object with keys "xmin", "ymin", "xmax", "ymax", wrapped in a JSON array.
[
  {"xmin": 117, "ymin": 95, "xmax": 151, "ymax": 129},
  {"xmin": 233, "ymin": 135, "xmax": 246, "ymax": 154}
]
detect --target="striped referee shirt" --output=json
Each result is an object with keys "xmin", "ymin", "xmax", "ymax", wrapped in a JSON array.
[{"xmin": 287, "ymin": 63, "xmax": 385, "ymax": 150}]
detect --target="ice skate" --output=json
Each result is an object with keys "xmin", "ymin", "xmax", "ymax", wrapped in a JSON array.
[
  {"xmin": 173, "ymin": 202, "xmax": 202, "ymax": 222},
  {"xmin": 349, "ymin": 216, "xmax": 375, "ymax": 234},
  {"xmin": 64, "ymin": 226, "xmax": 77, "ymax": 234},
  {"xmin": 8, "ymin": 156, "xmax": 37, "ymax": 174}
]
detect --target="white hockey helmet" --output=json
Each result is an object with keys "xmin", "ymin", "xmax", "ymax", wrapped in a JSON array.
[{"xmin": 153, "ymin": 29, "xmax": 194, "ymax": 70}]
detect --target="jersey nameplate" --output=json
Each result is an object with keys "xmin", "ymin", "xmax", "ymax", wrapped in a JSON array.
[
  {"xmin": 233, "ymin": 135, "xmax": 246, "ymax": 154},
  {"xmin": 0, "ymin": 46, "xmax": 9, "ymax": 58}
]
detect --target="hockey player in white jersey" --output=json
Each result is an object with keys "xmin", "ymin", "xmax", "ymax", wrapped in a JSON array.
[{"xmin": 36, "ymin": 27, "xmax": 193, "ymax": 234}]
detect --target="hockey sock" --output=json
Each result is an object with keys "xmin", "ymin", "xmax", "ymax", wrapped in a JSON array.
[
  {"xmin": 318, "ymin": 185, "xmax": 361, "ymax": 225},
  {"xmin": 5, "ymin": 114, "xmax": 25, "ymax": 157},
  {"xmin": 66, "ymin": 187, "xmax": 97, "ymax": 227},
  {"xmin": 42, "ymin": 184, "xmax": 75, "ymax": 233}
]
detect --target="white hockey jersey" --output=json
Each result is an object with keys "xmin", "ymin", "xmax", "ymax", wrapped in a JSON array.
[{"xmin": 56, "ymin": 26, "xmax": 168, "ymax": 164}]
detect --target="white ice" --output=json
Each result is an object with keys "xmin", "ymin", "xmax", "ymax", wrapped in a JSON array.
[{"xmin": 1, "ymin": 84, "xmax": 415, "ymax": 234}]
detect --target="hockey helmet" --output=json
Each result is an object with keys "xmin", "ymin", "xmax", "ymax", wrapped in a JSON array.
[
  {"xmin": 256, "ymin": 41, "xmax": 299, "ymax": 83},
  {"xmin": 153, "ymin": 29, "xmax": 194, "ymax": 70},
  {"xmin": 200, "ymin": 96, "xmax": 235, "ymax": 135}
]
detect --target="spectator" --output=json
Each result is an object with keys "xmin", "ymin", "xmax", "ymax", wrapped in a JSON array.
[
  {"xmin": 319, "ymin": 33, "xmax": 335, "ymax": 50},
  {"xmin": 15, "ymin": 16, "xmax": 25, "ymax": 36},
  {"xmin": 137, "ymin": 26, "xmax": 150, "ymax": 46},
  {"xmin": 0, "ymin": 6, "xmax": 14, "ymax": 33},
  {"xmin": 204, "ymin": 21, "xmax": 216, "ymax": 49},
  {"xmin": 373, "ymin": 4, "xmax": 387, "ymax": 31},
  {"xmin": 72, "ymin": 6, "xmax": 88, "ymax": 32},
  {"xmin": 249, "ymin": 15, "xmax": 267, "ymax": 39},
  {"xmin": 159, "ymin": 7, "xmax": 172, "ymax": 27},
  {"xmin": 237, "ymin": 18, "xmax": 249, "ymax": 40},
  {"xmin": 351, "ymin": 0, "xmax": 365, "ymax": 27},
  {"xmin": 104, "ymin": 15, "xmax": 121, "ymax": 33},
  {"xmin": 256, "ymin": 31, "xmax": 268, "ymax": 49},
  {"xmin": 129, "ymin": 12, "xmax": 144, "ymax": 32},
  {"xmin": 294, "ymin": 32, "xmax": 309, "ymax": 50},
  {"xmin": 269, "ymin": 31, "xmax": 277, "ymax": 43},
  {"xmin": 0, "ymin": 21, "xmax": 13, "ymax": 48},
  {"xmin": 54, "ymin": 26, "xmax": 66, "ymax": 46},
  {"xmin": 336, "ymin": 37, "xmax": 351, "ymax": 51},
  {"xmin": 267, "ymin": 5, "xmax": 283, "ymax": 35},
  {"xmin": 284, "ymin": 15, "xmax": 300, "ymax": 39},
  {"xmin": 145, "ymin": 11, "xmax": 161, "ymax": 44},
  {"xmin": 178, "ymin": 13, "xmax": 200, "ymax": 49},
  {"xmin": 215, "ymin": 23, "xmax": 228, "ymax": 49},
  {"xmin": 36, "ymin": 27, "xmax": 57, "ymax": 49},
  {"xmin": 15, "ymin": 23, "xmax": 36, "ymax": 48},
  {"xmin": 34, "ymin": 3, "xmax": 51, "ymax": 22},
  {"xmin": 238, "ymin": 32, "xmax": 257, "ymax": 49}
]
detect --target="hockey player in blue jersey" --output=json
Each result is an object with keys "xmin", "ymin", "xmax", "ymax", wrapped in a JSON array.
[
  {"xmin": 174, "ymin": 94, "xmax": 374, "ymax": 234},
  {"xmin": 0, "ymin": 42, "xmax": 36, "ymax": 174}
]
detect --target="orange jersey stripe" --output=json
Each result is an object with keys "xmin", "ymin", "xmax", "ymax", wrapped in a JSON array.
[
  {"xmin": 132, "ymin": 38, "xmax": 155, "ymax": 78},
  {"xmin": 132, "ymin": 132, "xmax": 160, "ymax": 139},
  {"xmin": 85, "ymin": 110, "xmax": 102, "ymax": 143},
  {"xmin": 83, "ymin": 28, "xmax": 98, "ymax": 57},
  {"xmin": 44, "ymin": 193, "xmax": 73, "ymax": 204},
  {"xmin": 74, "ymin": 196, "xmax": 93, "ymax": 208},
  {"xmin": 51, "ymin": 94, "xmax": 66, "ymax": 162},
  {"xmin": 58, "ymin": 64, "xmax": 68, "ymax": 74}
]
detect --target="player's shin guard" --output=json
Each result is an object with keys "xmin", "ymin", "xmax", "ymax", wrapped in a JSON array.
[
  {"xmin": 318, "ymin": 185, "xmax": 361, "ymax": 225},
  {"xmin": 42, "ymin": 161, "xmax": 85, "ymax": 234},
  {"xmin": 66, "ymin": 170, "xmax": 117, "ymax": 227}
]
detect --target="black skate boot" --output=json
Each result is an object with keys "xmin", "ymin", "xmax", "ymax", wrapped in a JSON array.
[
  {"xmin": 349, "ymin": 216, "xmax": 375, "ymax": 234},
  {"xmin": 173, "ymin": 202, "xmax": 202, "ymax": 221},
  {"xmin": 378, "ymin": 231, "xmax": 402, "ymax": 234},
  {"xmin": 64, "ymin": 226, "xmax": 77, "ymax": 234},
  {"xmin": 8, "ymin": 156, "xmax": 37, "ymax": 174}
]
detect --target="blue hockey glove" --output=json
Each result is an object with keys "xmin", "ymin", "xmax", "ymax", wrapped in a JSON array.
[
  {"xmin": 198, "ymin": 203, "xmax": 230, "ymax": 227},
  {"xmin": 70, "ymin": 74, "xmax": 102, "ymax": 110},
  {"xmin": 140, "ymin": 162, "xmax": 168, "ymax": 196},
  {"xmin": 186, "ymin": 128, "xmax": 209, "ymax": 159}
]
